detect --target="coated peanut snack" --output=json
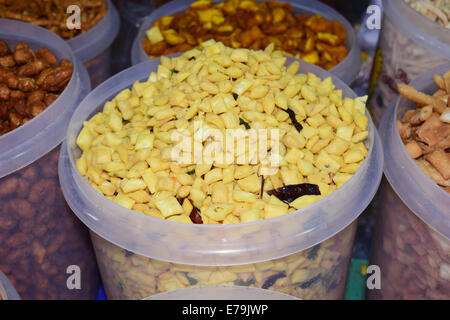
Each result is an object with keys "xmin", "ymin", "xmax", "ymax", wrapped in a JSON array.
[
  {"xmin": 143, "ymin": 0, "xmax": 348, "ymax": 70},
  {"xmin": 367, "ymin": 8, "xmax": 449, "ymax": 125},
  {"xmin": 75, "ymin": 40, "xmax": 370, "ymax": 224},
  {"xmin": 396, "ymin": 71, "xmax": 450, "ymax": 192},
  {"xmin": 92, "ymin": 221, "xmax": 357, "ymax": 299},
  {"xmin": 368, "ymin": 181, "xmax": 450, "ymax": 300},
  {"xmin": 0, "ymin": 40, "xmax": 73, "ymax": 135},
  {"xmin": 0, "ymin": 146, "xmax": 100, "ymax": 300},
  {"xmin": 405, "ymin": 0, "xmax": 450, "ymax": 28},
  {"xmin": 0, "ymin": 0, "xmax": 107, "ymax": 39}
]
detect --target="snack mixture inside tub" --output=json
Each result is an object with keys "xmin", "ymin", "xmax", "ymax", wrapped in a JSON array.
[
  {"xmin": 91, "ymin": 222, "xmax": 357, "ymax": 299},
  {"xmin": 368, "ymin": 0, "xmax": 450, "ymax": 125},
  {"xmin": 396, "ymin": 71, "xmax": 450, "ymax": 191},
  {"xmin": 405, "ymin": 0, "xmax": 450, "ymax": 28},
  {"xmin": 66, "ymin": 40, "xmax": 379, "ymax": 300},
  {"xmin": 142, "ymin": 0, "xmax": 348, "ymax": 71},
  {"xmin": 0, "ymin": 19, "xmax": 99, "ymax": 300},
  {"xmin": 76, "ymin": 40, "xmax": 370, "ymax": 224},
  {"xmin": 368, "ymin": 65, "xmax": 449, "ymax": 300},
  {"xmin": 0, "ymin": 41, "xmax": 72, "ymax": 135},
  {"xmin": 0, "ymin": 0, "xmax": 107, "ymax": 39}
]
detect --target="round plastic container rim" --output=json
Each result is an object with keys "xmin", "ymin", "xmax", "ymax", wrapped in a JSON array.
[
  {"xmin": 131, "ymin": 0, "xmax": 361, "ymax": 85},
  {"xmin": 380, "ymin": 62, "xmax": 450, "ymax": 240},
  {"xmin": 59, "ymin": 57, "xmax": 383, "ymax": 266},
  {"xmin": 67, "ymin": 0, "xmax": 120, "ymax": 63},
  {"xmin": 145, "ymin": 285, "xmax": 299, "ymax": 300},
  {"xmin": 383, "ymin": 0, "xmax": 450, "ymax": 59},
  {"xmin": 0, "ymin": 19, "xmax": 90, "ymax": 179},
  {"xmin": 0, "ymin": 271, "xmax": 20, "ymax": 300}
]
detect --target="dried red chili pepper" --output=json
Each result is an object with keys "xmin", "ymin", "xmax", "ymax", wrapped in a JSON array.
[
  {"xmin": 267, "ymin": 183, "xmax": 320, "ymax": 204},
  {"xmin": 283, "ymin": 108, "xmax": 303, "ymax": 133}
]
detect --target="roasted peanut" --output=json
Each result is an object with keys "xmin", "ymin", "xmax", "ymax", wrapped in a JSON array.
[
  {"xmin": 0, "ymin": 146, "xmax": 100, "ymax": 299},
  {"xmin": 0, "ymin": 41, "xmax": 72, "ymax": 135},
  {"xmin": 0, "ymin": 1, "xmax": 107, "ymax": 40}
]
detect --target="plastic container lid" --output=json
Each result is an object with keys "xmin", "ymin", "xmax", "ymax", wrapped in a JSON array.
[
  {"xmin": 67, "ymin": 0, "xmax": 120, "ymax": 63},
  {"xmin": 59, "ymin": 57, "xmax": 383, "ymax": 267},
  {"xmin": 130, "ymin": 0, "xmax": 361, "ymax": 84},
  {"xmin": 0, "ymin": 19, "xmax": 91, "ymax": 179},
  {"xmin": 383, "ymin": 0, "xmax": 450, "ymax": 59},
  {"xmin": 379, "ymin": 62, "xmax": 450, "ymax": 240},
  {"xmin": 0, "ymin": 271, "xmax": 20, "ymax": 300},
  {"xmin": 145, "ymin": 285, "xmax": 299, "ymax": 300}
]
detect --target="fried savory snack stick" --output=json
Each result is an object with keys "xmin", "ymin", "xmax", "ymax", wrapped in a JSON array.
[
  {"xmin": 142, "ymin": 0, "xmax": 348, "ymax": 70},
  {"xmin": 405, "ymin": 0, "xmax": 450, "ymax": 28},
  {"xmin": 397, "ymin": 70, "xmax": 450, "ymax": 191}
]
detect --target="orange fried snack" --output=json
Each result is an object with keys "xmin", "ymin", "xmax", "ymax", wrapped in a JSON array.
[
  {"xmin": 142, "ymin": 0, "xmax": 348, "ymax": 70},
  {"xmin": 397, "ymin": 71, "xmax": 450, "ymax": 191}
]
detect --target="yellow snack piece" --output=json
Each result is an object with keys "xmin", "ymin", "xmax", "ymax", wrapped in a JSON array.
[
  {"xmin": 290, "ymin": 195, "xmax": 323, "ymax": 210},
  {"xmin": 154, "ymin": 196, "xmax": 184, "ymax": 217},
  {"xmin": 146, "ymin": 26, "xmax": 164, "ymax": 45}
]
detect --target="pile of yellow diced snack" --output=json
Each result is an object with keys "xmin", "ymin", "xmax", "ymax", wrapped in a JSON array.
[{"xmin": 76, "ymin": 40, "xmax": 369, "ymax": 224}]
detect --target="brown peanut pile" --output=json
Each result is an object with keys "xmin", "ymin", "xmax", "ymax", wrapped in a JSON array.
[
  {"xmin": 143, "ymin": 0, "xmax": 348, "ymax": 70},
  {"xmin": 0, "ymin": 146, "xmax": 100, "ymax": 300},
  {"xmin": 0, "ymin": 0, "xmax": 107, "ymax": 39},
  {"xmin": 396, "ymin": 72, "xmax": 450, "ymax": 192},
  {"xmin": 0, "ymin": 40, "xmax": 73, "ymax": 135}
]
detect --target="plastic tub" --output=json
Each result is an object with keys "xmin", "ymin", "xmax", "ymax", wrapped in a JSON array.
[
  {"xmin": 0, "ymin": 271, "xmax": 20, "ymax": 300},
  {"xmin": 368, "ymin": 63, "xmax": 450, "ymax": 300},
  {"xmin": 368, "ymin": 0, "xmax": 450, "ymax": 125},
  {"xmin": 67, "ymin": 0, "xmax": 120, "ymax": 88},
  {"xmin": 145, "ymin": 285, "xmax": 299, "ymax": 300},
  {"xmin": 0, "ymin": 19, "xmax": 100, "ymax": 300},
  {"xmin": 111, "ymin": 0, "xmax": 158, "ymax": 74},
  {"xmin": 59, "ymin": 57, "xmax": 383, "ymax": 300},
  {"xmin": 130, "ymin": 0, "xmax": 361, "ymax": 85}
]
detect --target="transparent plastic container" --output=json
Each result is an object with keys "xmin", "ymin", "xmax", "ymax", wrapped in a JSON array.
[
  {"xmin": 368, "ymin": 0, "xmax": 450, "ymax": 125},
  {"xmin": 130, "ymin": 0, "xmax": 361, "ymax": 85},
  {"xmin": 67, "ymin": 0, "xmax": 120, "ymax": 88},
  {"xmin": 0, "ymin": 19, "xmax": 100, "ymax": 300},
  {"xmin": 368, "ymin": 63, "xmax": 450, "ymax": 300},
  {"xmin": 111, "ymin": 0, "xmax": 158, "ymax": 74},
  {"xmin": 145, "ymin": 285, "xmax": 299, "ymax": 300},
  {"xmin": 0, "ymin": 271, "xmax": 20, "ymax": 300},
  {"xmin": 59, "ymin": 58, "xmax": 383, "ymax": 300}
]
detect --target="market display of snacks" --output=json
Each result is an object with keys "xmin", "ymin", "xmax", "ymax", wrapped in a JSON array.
[
  {"xmin": 0, "ymin": 40, "xmax": 73, "ymax": 135},
  {"xmin": 142, "ymin": 0, "xmax": 348, "ymax": 70},
  {"xmin": 396, "ymin": 71, "xmax": 450, "ymax": 192},
  {"xmin": 0, "ymin": 146, "xmax": 100, "ymax": 300},
  {"xmin": 368, "ymin": 181, "xmax": 450, "ymax": 300},
  {"xmin": 0, "ymin": 0, "xmax": 107, "ymax": 39},
  {"xmin": 405, "ymin": 0, "xmax": 450, "ymax": 28},
  {"xmin": 92, "ymin": 221, "xmax": 357, "ymax": 299},
  {"xmin": 75, "ymin": 40, "xmax": 369, "ymax": 224},
  {"xmin": 368, "ymin": 0, "xmax": 450, "ymax": 125}
]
